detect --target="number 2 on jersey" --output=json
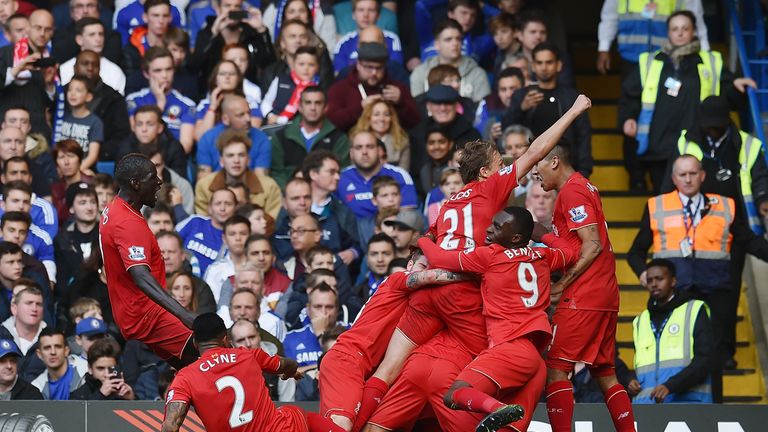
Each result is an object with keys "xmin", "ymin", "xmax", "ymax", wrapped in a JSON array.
[
  {"xmin": 215, "ymin": 376, "xmax": 253, "ymax": 428},
  {"xmin": 518, "ymin": 262, "xmax": 539, "ymax": 308},
  {"xmin": 440, "ymin": 203, "xmax": 475, "ymax": 251}
]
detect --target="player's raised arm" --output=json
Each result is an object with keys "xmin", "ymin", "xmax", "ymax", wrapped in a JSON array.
[
  {"xmin": 515, "ymin": 95, "xmax": 592, "ymax": 179},
  {"xmin": 416, "ymin": 237, "xmax": 491, "ymax": 275},
  {"xmin": 129, "ymin": 266, "xmax": 197, "ymax": 328},
  {"xmin": 161, "ymin": 401, "xmax": 189, "ymax": 432}
]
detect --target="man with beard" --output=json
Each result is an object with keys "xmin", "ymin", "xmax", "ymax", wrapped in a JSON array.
[{"xmin": 71, "ymin": 50, "xmax": 131, "ymax": 161}]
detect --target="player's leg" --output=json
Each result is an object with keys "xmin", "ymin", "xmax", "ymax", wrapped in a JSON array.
[
  {"xmin": 588, "ymin": 311, "xmax": 636, "ymax": 432},
  {"xmin": 306, "ymin": 413, "xmax": 352, "ymax": 432},
  {"xmin": 141, "ymin": 311, "xmax": 196, "ymax": 370},
  {"xmin": 545, "ymin": 311, "xmax": 580, "ymax": 432},
  {"xmin": 319, "ymin": 350, "xmax": 366, "ymax": 432}
]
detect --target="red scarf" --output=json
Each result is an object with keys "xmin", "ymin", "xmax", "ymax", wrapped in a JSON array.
[{"xmin": 277, "ymin": 71, "xmax": 317, "ymax": 123}]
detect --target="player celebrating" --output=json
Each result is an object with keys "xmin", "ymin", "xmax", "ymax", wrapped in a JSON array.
[
  {"xmin": 99, "ymin": 154, "xmax": 197, "ymax": 368},
  {"xmin": 532, "ymin": 146, "xmax": 636, "ymax": 432},
  {"xmin": 161, "ymin": 313, "xmax": 347, "ymax": 432},
  {"xmin": 355, "ymin": 94, "xmax": 592, "ymax": 428},
  {"xmin": 319, "ymin": 251, "xmax": 471, "ymax": 431},
  {"xmin": 418, "ymin": 207, "xmax": 577, "ymax": 432}
]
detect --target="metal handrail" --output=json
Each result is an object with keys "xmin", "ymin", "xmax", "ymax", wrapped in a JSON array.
[{"xmin": 728, "ymin": 0, "xmax": 767, "ymax": 148}]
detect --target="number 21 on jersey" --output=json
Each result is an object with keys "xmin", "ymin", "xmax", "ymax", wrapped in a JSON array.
[{"xmin": 440, "ymin": 203, "xmax": 475, "ymax": 252}]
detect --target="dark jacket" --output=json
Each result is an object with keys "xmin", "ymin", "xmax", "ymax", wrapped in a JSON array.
[
  {"xmin": 283, "ymin": 260, "xmax": 360, "ymax": 330},
  {"xmin": 52, "ymin": 26, "xmax": 122, "ymax": 65},
  {"xmin": 627, "ymin": 199, "xmax": 768, "ymax": 291},
  {"xmin": 191, "ymin": 17, "xmax": 276, "ymax": 90},
  {"xmin": 272, "ymin": 204, "xmax": 361, "ymax": 262},
  {"xmin": 415, "ymin": 93, "xmax": 477, "ymax": 127},
  {"xmin": 9, "ymin": 376, "xmax": 44, "ymax": 400},
  {"xmin": 170, "ymin": 262, "xmax": 217, "ymax": 315},
  {"xmin": 0, "ymin": 45, "xmax": 55, "ymax": 138},
  {"xmin": 638, "ymin": 290, "xmax": 714, "ymax": 395},
  {"xmin": 88, "ymin": 80, "xmax": 131, "ymax": 161},
  {"xmin": 503, "ymin": 85, "xmax": 593, "ymax": 177},
  {"xmin": 618, "ymin": 50, "xmax": 742, "ymax": 161},
  {"xmin": 53, "ymin": 222, "xmax": 98, "ymax": 299},
  {"xmin": 116, "ymin": 130, "xmax": 188, "ymax": 177},
  {"xmin": 326, "ymin": 69, "xmax": 420, "ymax": 132},
  {"xmin": 269, "ymin": 116, "xmax": 350, "ymax": 188},
  {"xmin": 260, "ymin": 55, "xmax": 334, "ymax": 94},
  {"xmin": 70, "ymin": 373, "xmax": 119, "ymax": 400}
]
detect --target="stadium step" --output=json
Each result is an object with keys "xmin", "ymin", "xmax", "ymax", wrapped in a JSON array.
[{"xmin": 576, "ymin": 56, "xmax": 766, "ymax": 402}]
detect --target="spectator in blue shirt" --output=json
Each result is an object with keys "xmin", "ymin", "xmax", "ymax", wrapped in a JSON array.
[
  {"xmin": 336, "ymin": 130, "xmax": 417, "ymax": 219},
  {"xmin": 283, "ymin": 281, "xmax": 341, "ymax": 370},
  {"xmin": 113, "ymin": 0, "xmax": 184, "ymax": 46},
  {"xmin": 125, "ymin": 47, "xmax": 196, "ymax": 153},
  {"xmin": 421, "ymin": 0, "xmax": 495, "ymax": 66},
  {"xmin": 1, "ymin": 212, "xmax": 55, "ymax": 283},
  {"xmin": 31, "ymin": 328, "xmax": 87, "ymax": 400},
  {"xmin": 176, "ymin": 188, "xmax": 237, "ymax": 274},
  {"xmin": 196, "ymin": 94, "xmax": 271, "ymax": 180},
  {"xmin": 333, "ymin": 0, "xmax": 402, "ymax": 74},
  {"xmin": 0, "ymin": 157, "xmax": 59, "ymax": 238}
]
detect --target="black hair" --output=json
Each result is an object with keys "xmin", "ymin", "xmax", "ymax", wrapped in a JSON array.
[
  {"xmin": 646, "ymin": 258, "xmax": 677, "ymax": 277},
  {"xmin": 368, "ymin": 232, "xmax": 396, "ymax": 252},
  {"xmin": 2, "ymin": 156, "xmax": 29, "ymax": 175},
  {"xmin": 143, "ymin": 0, "xmax": 171, "ymax": 14},
  {"xmin": 143, "ymin": 202, "xmax": 176, "ymax": 224},
  {"xmin": 115, "ymin": 153, "xmax": 154, "ymax": 189},
  {"xmin": 532, "ymin": 42, "xmax": 560, "ymax": 61},
  {"xmin": 223, "ymin": 214, "xmax": 252, "ymax": 232},
  {"xmin": 192, "ymin": 313, "xmax": 227, "ymax": 344},
  {"xmin": 1, "ymin": 211, "xmax": 31, "ymax": 229},
  {"xmin": 667, "ymin": 10, "xmax": 697, "ymax": 29},
  {"xmin": 497, "ymin": 67, "xmax": 525, "ymax": 84},
  {"xmin": 434, "ymin": 18, "xmax": 463, "ymax": 38},
  {"xmin": 388, "ymin": 258, "xmax": 409, "ymax": 272},
  {"xmin": 503, "ymin": 206, "xmax": 534, "ymax": 241},
  {"xmin": 74, "ymin": 17, "xmax": 102, "ymax": 36},
  {"xmin": 302, "ymin": 150, "xmax": 338, "ymax": 181},
  {"xmin": 39, "ymin": 327, "xmax": 66, "ymax": 341}
]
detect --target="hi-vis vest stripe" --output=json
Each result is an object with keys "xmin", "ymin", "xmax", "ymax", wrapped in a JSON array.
[
  {"xmin": 648, "ymin": 192, "xmax": 734, "ymax": 259},
  {"xmin": 678, "ymin": 130, "xmax": 765, "ymax": 234},
  {"xmin": 635, "ymin": 50, "xmax": 723, "ymax": 155},
  {"xmin": 633, "ymin": 299, "xmax": 712, "ymax": 403},
  {"xmin": 616, "ymin": 0, "xmax": 683, "ymax": 61}
]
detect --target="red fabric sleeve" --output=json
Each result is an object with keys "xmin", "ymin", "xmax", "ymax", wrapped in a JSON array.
[
  {"xmin": 113, "ymin": 218, "xmax": 155, "ymax": 270},
  {"xmin": 559, "ymin": 188, "xmax": 598, "ymax": 231},
  {"xmin": 253, "ymin": 348, "xmax": 281, "ymax": 374},
  {"xmin": 417, "ymin": 237, "xmax": 462, "ymax": 271},
  {"xmin": 166, "ymin": 372, "xmax": 192, "ymax": 405},
  {"xmin": 486, "ymin": 162, "xmax": 519, "ymax": 210},
  {"xmin": 541, "ymin": 233, "xmax": 579, "ymax": 271}
]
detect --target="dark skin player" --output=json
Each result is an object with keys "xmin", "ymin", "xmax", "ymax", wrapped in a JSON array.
[{"xmin": 120, "ymin": 157, "xmax": 198, "ymax": 368}]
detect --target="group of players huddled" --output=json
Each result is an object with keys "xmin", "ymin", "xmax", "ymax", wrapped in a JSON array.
[{"xmin": 99, "ymin": 94, "xmax": 638, "ymax": 432}]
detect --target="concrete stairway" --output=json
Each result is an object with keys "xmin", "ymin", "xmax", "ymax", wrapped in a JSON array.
[{"xmin": 574, "ymin": 60, "xmax": 766, "ymax": 403}]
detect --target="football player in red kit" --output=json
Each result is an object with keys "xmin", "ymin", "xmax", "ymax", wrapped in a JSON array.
[
  {"xmin": 354, "ymin": 95, "xmax": 593, "ymax": 429},
  {"xmin": 99, "ymin": 154, "xmax": 197, "ymax": 368},
  {"xmin": 533, "ymin": 146, "xmax": 636, "ymax": 432},
  {"xmin": 319, "ymin": 251, "xmax": 470, "ymax": 431},
  {"xmin": 162, "ymin": 313, "xmax": 347, "ymax": 432},
  {"xmin": 419, "ymin": 207, "xmax": 577, "ymax": 432}
]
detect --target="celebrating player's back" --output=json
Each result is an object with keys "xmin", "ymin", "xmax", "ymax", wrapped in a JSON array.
[
  {"xmin": 99, "ymin": 154, "xmax": 196, "ymax": 368},
  {"xmin": 419, "ymin": 207, "xmax": 577, "ymax": 432},
  {"xmin": 162, "ymin": 313, "xmax": 347, "ymax": 432}
]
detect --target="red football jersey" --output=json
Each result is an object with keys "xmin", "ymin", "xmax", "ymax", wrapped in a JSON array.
[
  {"xmin": 330, "ymin": 272, "xmax": 409, "ymax": 373},
  {"xmin": 99, "ymin": 196, "xmax": 167, "ymax": 338},
  {"xmin": 432, "ymin": 163, "xmax": 519, "ymax": 252},
  {"xmin": 166, "ymin": 347, "xmax": 293, "ymax": 431},
  {"xmin": 419, "ymin": 235, "xmax": 576, "ymax": 348},
  {"xmin": 552, "ymin": 173, "xmax": 619, "ymax": 311}
]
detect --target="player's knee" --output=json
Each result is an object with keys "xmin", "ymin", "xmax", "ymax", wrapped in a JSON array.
[
  {"xmin": 546, "ymin": 367, "xmax": 570, "ymax": 384},
  {"xmin": 330, "ymin": 414, "xmax": 353, "ymax": 431}
]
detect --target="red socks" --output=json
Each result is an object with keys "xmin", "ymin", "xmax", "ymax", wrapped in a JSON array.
[
  {"xmin": 604, "ymin": 384, "xmax": 636, "ymax": 432},
  {"xmin": 545, "ymin": 380, "xmax": 574, "ymax": 432},
  {"xmin": 449, "ymin": 386, "xmax": 504, "ymax": 414},
  {"xmin": 351, "ymin": 377, "xmax": 389, "ymax": 432},
  {"xmin": 307, "ymin": 412, "xmax": 347, "ymax": 432}
]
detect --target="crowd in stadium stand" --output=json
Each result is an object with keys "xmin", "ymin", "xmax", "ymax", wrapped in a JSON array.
[{"xmin": 0, "ymin": 0, "xmax": 762, "ymax": 416}]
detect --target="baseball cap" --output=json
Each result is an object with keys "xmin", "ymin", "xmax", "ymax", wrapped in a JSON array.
[
  {"xmin": 65, "ymin": 182, "xmax": 94, "ymax": 209},
  {"xmin": 383, "ymin": 210, "xmax": 425, "ymax": 233},
  {"xmin": 0, "ymin": 339, "xmax": 21, "ymax": 358},
  {"xmin": 425, "ymin": 84, "xmax": 460, "ymax": 104},
  {"xmin": 357, "ymin": 42, "xmax": 389, "ymax": 63},
  {"xmin": 76, "ymin": 317, "xmax": 107, "ymax": 337},
  {"xmin": 699, "ymin": 96, "xmax": 730, "ymax": 129}
]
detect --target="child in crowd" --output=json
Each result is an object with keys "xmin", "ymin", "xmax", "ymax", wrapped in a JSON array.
[
  {"xmin": 262, "ymin": 46, "xmax": 320, "ymax": 125},
  {"xmin": 358, "ymin": 176, "xmax": 402, "ymax": 246},
  {"xmin": 55, "ymin": 76, "xmax": 103, "ymax": 174},
  {"xmin": 489, "ymin": 13, "xmax": 520, "ymax": 76},
  {"xmin": 426, "ymin": 168, "xmax": 464, "ymax": 225}
]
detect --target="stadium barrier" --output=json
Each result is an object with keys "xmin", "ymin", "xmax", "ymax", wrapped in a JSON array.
[{"xmin": 0, "ymin": 401, "xmax": 766, "ymax": 431}]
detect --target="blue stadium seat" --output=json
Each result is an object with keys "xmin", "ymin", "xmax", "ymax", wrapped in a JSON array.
[{"xmin": 97, "ymin": 161, "xmax": 115, "ymax": 177}]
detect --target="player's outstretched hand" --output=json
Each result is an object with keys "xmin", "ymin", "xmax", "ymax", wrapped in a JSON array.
[
  {"xmin": 571, "ymin": 94, "xmax": 592, "ymax": 114},
  {"xmin": 279, "ymin": 357, "xmax": 300, "ymax": 380},
  {"xmin": 531, "ymin": 222, "xmax": 549, "ymax": 243}
]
